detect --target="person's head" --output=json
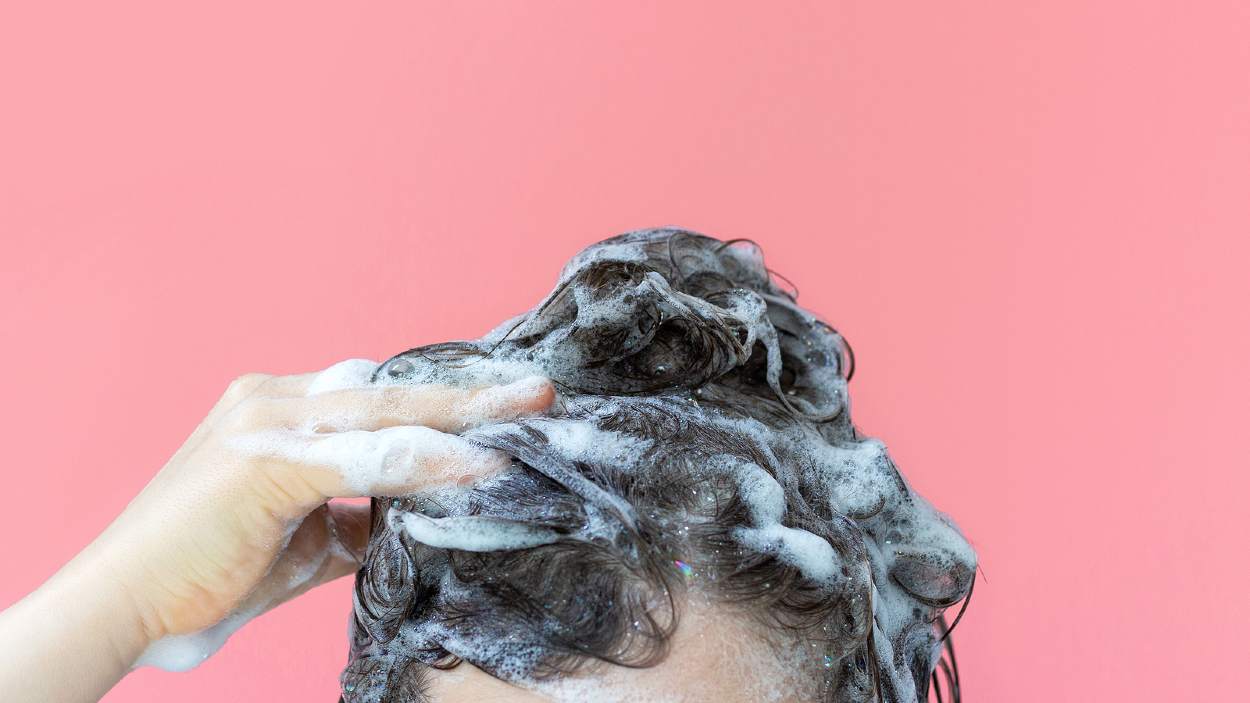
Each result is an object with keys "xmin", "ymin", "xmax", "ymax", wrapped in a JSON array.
[{"xmin": 341, "ymin": 229, "xmax": 975, "ymax": 703}]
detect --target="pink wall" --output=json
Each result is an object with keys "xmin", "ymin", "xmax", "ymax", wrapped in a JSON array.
[{"xmin": 2, "ymin": 2, "xmax": 1246, "ymax": 701}]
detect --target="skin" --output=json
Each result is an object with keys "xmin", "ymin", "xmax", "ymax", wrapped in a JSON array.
[
  {"xmin": 0, "ymin": 364, "xmax": 555, "ymax": 703},
  {"xmin": 422, "ymin": 601, "xmax": 818, "ymax": 703}
]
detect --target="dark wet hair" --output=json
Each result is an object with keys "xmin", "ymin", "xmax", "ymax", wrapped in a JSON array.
[{"xmin": 340, "ymin": 229, "xmax": 975, "ymax": 703}]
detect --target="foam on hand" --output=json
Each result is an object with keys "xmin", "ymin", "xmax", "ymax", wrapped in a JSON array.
[
  {"xmin": 232, "ymin": 426, "xmax": 510, "ymax": 496},
  {"xmin": 137, "ymin": 360, "xmax": 547, "ymax": 673},
  {"xmin": 134, "ymin": 607, "xmax": 262, "ymax": 672},
  {"xmin": 306, "ymin": 358, "xmax": 380, "ymax": 395},
  {"xmin": 135, "ymin": 505, "xmax": 349, "ymax": 672}
]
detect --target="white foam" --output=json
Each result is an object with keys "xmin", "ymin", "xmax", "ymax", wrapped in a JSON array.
[
  {"xmin": 135, "ymin": 605, "xmax": 265, "ymax": 672},
  {"xmin": 233, "ymin": 426, "xmax": 509, "ymax": 495},
  {"xmin": 391, "ymin": 508, "xmax": 562, "ymax": 552},
  {"xmin": 135, "ymin": 507, "xmax": 348, "ymax": 671},
  {"xmin": 733, "ymin": 523, "xmax": 839, "ymax": 584},
  {"xmin": 474, "ymin": 417, "xmax": 652, "ymax": 468},
  {"xmin": 338, "ymin": 231, "xmax": 977, "ymax": 698},
  {"xmin": 377, "ymin": 354, "xmax": 546, "ymax": 391},
  {"xmin": 727, "ymin": 457, "xmax": 839, "ymax": 583},
  {"xmin": 306, "ymin": 358, "xmax": 379, "ymax": 395},
  {"xmin": 458, "ymin": 376, "xmax": 553, "ymax": 428}
]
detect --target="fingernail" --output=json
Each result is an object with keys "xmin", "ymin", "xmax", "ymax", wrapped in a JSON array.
[{"xmin": 474, "ymin": 376, "xmax": 551, "ymax": 406}]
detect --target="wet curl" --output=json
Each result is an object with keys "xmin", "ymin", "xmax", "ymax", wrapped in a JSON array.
[{"xmin": 341, "ymin": 229, "xmax": 975, "ymax": 703}]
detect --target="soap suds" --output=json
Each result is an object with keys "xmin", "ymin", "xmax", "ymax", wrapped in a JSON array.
[
  {"xmin": 135, "ymin": 606, "xmax": 264, "ymax": 672},
  {"xmin": 391, "ymin": 508, "xmax": 563, "ymax": 552},
  {"xmin": 307, "ymin": 358, "xmax": 380, "ymax": 395},
  {"xmin": 727, "ymin": 457, "xmax": 840, "ymax": 583},
  {"xmin": 232, "ymin": 426, "xmax": 510, "ymax": 495},
  {"xmin": 330, "ymin": 229, "xmax": 975, "ymax": 702},
  {"xmin": 137, "ymin": 504, "xmax": 354, "ymax": 671}
]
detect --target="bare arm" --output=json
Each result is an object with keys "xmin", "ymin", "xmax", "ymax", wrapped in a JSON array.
[{"xmin": 0, "ymin": 360, "xmax": 553, "ymax": 702}]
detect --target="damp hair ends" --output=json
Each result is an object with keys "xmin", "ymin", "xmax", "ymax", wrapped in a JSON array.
[{"xmin": 340, "ymin": 229, "xmax": 976, "ymax": 703}]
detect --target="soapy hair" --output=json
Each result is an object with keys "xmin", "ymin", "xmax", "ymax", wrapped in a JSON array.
[{"xmin": 339, "ymin": 229, "xmax": 976, "ymax": 703}]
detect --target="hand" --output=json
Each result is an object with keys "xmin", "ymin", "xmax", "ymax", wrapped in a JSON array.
[
  {"xmin": 0, "ymin": 360, "xmax": 554, "ymax": 701},
  {"xmin": 111, "ymin": 361, "xmax": 552, "ymax": 647}
]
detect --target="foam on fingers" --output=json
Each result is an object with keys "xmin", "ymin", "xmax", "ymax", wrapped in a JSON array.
[
  {"xmin": 234, "ymin": 426, "xmax": 511, "ymax": 496},
  {"xmin": 299, "ymin": 369, "xmax": 553, "ymax": 435},
  {"xmin": 306, "ymin": 359, "xmax": 381, "ymax": 395},
  {"xmin": 136, "ymin": 507, "xmax": 357, "ymax": 672},
  {"xmin": 460, "ymin": 376, "xmax": 555, "ymax": 426}
]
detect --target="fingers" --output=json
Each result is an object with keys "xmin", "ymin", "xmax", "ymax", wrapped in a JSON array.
[
  {"xmin": 218, "ymin": 361, "xmax": 552, "ymax": 508},
  {"xmin": 203, "ymin": 373, "xmax": 273, "ymax": 426},
  {"xmin": 324, "ymin": 501, "xmax": 372, "ymax": 563},
  {"xmin": 237, "ymin": 425, "xmax": 513, "ymax": 501},
  {"xmin": 244, "ymin": 376, "xmax": 555, "ymax": 434},
  {"xmin": 246, "ymin": 359, "xmax": 377, "ymax": 400},
  {"xmin": 302, "ymin": 359, "xmax": 380, "ymax": 396},
  {"xmin": 212, "ymin": 360, "xmax": 379, "ymax": 415},
  {"xmin": 225, "ymin": 503, "xmax": 373, "ymax": 622}
]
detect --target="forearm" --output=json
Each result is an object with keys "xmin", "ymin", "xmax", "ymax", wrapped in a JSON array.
[
  {"xmin": 0, "ymin": 540, "xmax": 150, "ymax": 703},
  {"xmin": 0, "ymin": 366, "xmax": 551, "ymax": 701}
]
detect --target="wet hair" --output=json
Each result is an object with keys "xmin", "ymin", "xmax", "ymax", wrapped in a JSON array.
[{"xmin": 340, "ymin": 229, "xmax": 976, "ymax": 703}]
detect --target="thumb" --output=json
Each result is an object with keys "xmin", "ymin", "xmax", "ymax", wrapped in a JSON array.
[
  {"xmin": 232, "ymin": 502, "xmax": 373, "ymax": 619},
  {"xmin": 269, "ymin": 502, "xmax": 372, "ymax": 601}
]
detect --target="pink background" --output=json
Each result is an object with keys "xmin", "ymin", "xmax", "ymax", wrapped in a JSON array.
[{"xmin": 2, "ymin": 2, "xmax": 1247, "ymax": 701}]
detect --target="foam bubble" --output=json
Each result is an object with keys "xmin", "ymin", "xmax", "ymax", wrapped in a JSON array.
[
  {"xmin": 342, "ymin": 230, "xmax": 976, "ymax": 701},
  {"xmin": 306, "ymin": 359, "xmax": 380, "ymax": 395},
  {"xmin": 472, "ymin": 416, "xmax": 653, "ymax": 468},
  {"xmin": 391, "ymin": 508, "xmax": 563, "ymax": 552},
  {"xmin": 733, "ymin": 524, "xmax": 839, "ymax": 584},
  {"xmin": 233, "ymin": 426, "xmax": 509, "ymax": 495},
  {"xmin": 458, "ymin": 376, "xmax": 553, "ymax": 428},
  {"xmin": 135, "ymin": 607, "xmax": 262, "ymax": 672},
  {"xmin": 727, "ymin": 457, "xmax": 839, "ymax": 583},
  {"xmin": 135, "ymin": 507, "xmax": 348, "ymax": 671}
]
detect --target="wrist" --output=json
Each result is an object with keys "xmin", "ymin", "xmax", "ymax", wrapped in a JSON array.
[
  {"xmin": 44, "ymin": 537, "xmax": 156, "ymax": 669},
  {"xmin": 0, "ymin": 540, "xmax": 155, "ymax": 702}
]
